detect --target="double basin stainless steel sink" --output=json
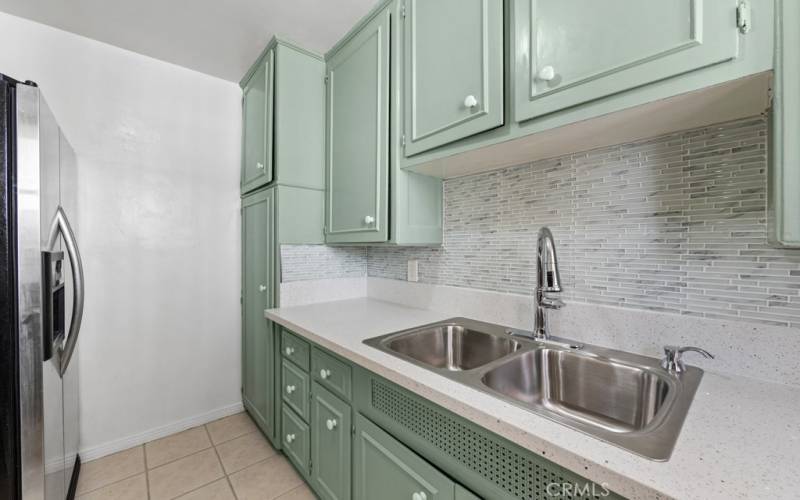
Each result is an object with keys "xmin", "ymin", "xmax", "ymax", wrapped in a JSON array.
[{"xmin": 364, "ymin": 318, "xmax": 704, "ymax": 461}]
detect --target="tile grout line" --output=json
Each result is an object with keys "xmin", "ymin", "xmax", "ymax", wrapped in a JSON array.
[
  {"xmin": 147, "ymin": 446, "xmax": 223, "ymax": 499},
  {"xmin": 207, "ymin": 423, "xmax": 240, "ymax": 500},
  {"xmin": 143, "ymin": 427, "xmax": 214, "ymax": 471},
  {"xmin": 274, "ymin": 483, "xmax": 309, "ymax": 500},
  {"xmin": 143, "ymin": 444, "xmax": 151, "ymax": 500},
  {"xmin": 74, "ymin": 447, "xmax": 146, "ymax": 497}
]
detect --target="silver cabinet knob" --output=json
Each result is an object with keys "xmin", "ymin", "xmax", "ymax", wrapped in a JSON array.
[
  {"xmin": 463, "ymin": 95, "xmax": 478, "ymax": 108},
  {"xmin": 285, "ymin": 347, "xmax": 295, "ymax": 356},
  {"xmin": 256, "ymin": 162, "xmax": 265, "ymax": 170},
  {"xmin": 412, "ymin": 493, "xmax": 428, "ymax": 500},
  {"xmin": 326, "ymin": 418, "xmax": 337, "ymax": 431},
  {"xmin": 286, "ymin": 433, "xmax": 296, "ymax": 444},
  {"xmin": 259, "ymin": 284, "xmax": 267, "ymax": 292},
  {"xmin": 285, "ymin": 385, "xmax": 296, "ymax": 394},
  {"xmin": 319, "ymin": 368, "xmax": 331, "ymax": 380},
  {"xmin": 536, "ymin": 65, "xmax": 556, "ymax": 81},
  {"xmin": 364, "ymin": 215, "xmax": 375, "ymax": 225}
]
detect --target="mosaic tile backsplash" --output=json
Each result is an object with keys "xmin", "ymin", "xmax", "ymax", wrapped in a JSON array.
[
  {"xmin": 287, "ymin": 117, "xmax": 800, "ymax": 328},
  {"xmin": 280, "ymin": 245, "xmax": 366, "ymax": 282}
]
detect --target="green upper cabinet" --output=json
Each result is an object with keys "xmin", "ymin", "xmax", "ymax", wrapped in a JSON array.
[
  {"xmin": 241, "ymin": 38, "xmax": 326, "ymax": 195},
  {"xmin": 241, "ymin": 189, "xmax": 276, "ymax": 440},
  {"xmin": 325, "ymin": 2, "xmax": 443, "ymax": 246},
  {"xmin": 514, "ymin": 0, "xmax": 741, "ymax": 121},
  {"xmin": 770, "ymin": 0, "xmax": 800, "ymax": 247},
  {"xmin": 402, "ymin": 0, "xmax": 504, "ymax": 156},
  {"xmin": 325, "ymin": 8, "xmax": 391, "ymax": 243},
  {"xmin": 241, "ymin": 50, "xmax": 274, "ymax": 193}
]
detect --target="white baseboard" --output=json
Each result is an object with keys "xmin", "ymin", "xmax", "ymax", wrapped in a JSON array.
[{"xmin": 79, "ymin": 402, "xmax": 244, "ymax": 462}]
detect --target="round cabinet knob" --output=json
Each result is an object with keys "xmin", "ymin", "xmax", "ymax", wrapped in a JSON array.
[
  {"xmin": 286, "ymin": 433, "xmax": 295, "ymax": 443},
  {"xmin": 326, "ymin": 418, "xmax": 338, "ymax": 431},
  {"xmin": 412, "ymin": 493, "xmax": 428, "ymax": 500},
  {"xmin": 364, "ymin": 215, "xmax": 375, "ymax": 225},
  {"xmin": 258, "ymin": 284, "xmax": 267, "ymax": 292},
  {"xmin": 285, "ymin": 347, "xmax": 295, "ymax": 356},
  {"xmin": 256, "ymin": 162, "xmax": 265, "ymax": 170},
  {"xmin": 536, "ymin": 65, "xmax": 556, "ymax": 81},
  {"xmin": 285, "ymin": 385, "xmax": 296, "ymax": 394},
  {"xmin": 319, "ymin": 368, "xmax": 331, "ymax": 380},
  {"xmin": 463, "ymin": 95, "xmax": 479, "ymax": 108}
]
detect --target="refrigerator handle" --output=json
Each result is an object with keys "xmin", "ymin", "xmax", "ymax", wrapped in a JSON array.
[{"xmin": 47, "ymin": 207, "xmax": 84, "ymax": 376}]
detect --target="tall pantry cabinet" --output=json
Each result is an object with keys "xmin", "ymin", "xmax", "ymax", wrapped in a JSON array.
[{"xmin": 240, "ymin": 37, "xmax": 326, "ymax": 447}]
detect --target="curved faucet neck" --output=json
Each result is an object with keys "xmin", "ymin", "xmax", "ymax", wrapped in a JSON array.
[{"xmin": 534, "ymin": 227, "xmax": 564, "ymax": 339}]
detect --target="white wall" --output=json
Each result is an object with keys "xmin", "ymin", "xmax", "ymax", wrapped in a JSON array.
[{"xmin": 0, "ymin": 13, "xmax": 243, "ymax": 458}]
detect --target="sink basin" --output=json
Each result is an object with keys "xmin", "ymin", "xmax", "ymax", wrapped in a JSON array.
[
  {"xmin": 481, "ymin": 349, "xmax": 672, "ymax": 433},
  {"xmin": 364, "ymin": 317, "xmax": 704, "ymax": 460},
  {"xmin": 377, "ymin": 320, "xmax": 520, "ymax": 371}
]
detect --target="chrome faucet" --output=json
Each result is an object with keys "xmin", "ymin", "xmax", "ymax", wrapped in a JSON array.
[{"xmin": 532, "ymin": 227, "xmax": 564, "ymax": 339}]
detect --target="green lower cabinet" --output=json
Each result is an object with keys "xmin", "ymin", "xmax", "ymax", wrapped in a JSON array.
[
  {"xmin": 310, "ymin": 382, "xmax": 352, "ymax": 500},
  {"xmin": 354, "ymin": 413, "xmax": 456, "ymax": 500},
  {"xmin": 282, "ymin": 406, "xmax": 310, "ymax": 478},
  {"xmin": 278, "ymin": 329, "xmax": 623, "ymax": 500}
]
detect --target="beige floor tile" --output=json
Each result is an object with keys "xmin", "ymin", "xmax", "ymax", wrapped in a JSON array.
[
  {"xmin": 215, "ymin": 431, "xmax": 277, "ymax": 474},
  {"xmin": 147, "ymin": 448, "xmax": 224, "ymax": 500},
  {"xmin": 76, "ymin": 473, "xmax": 148, "ymax": 500},
  {"xmin": 76, "ymin": 446, "xmax": 145, "ymax": 495},
  {"xmin": 229, "ymin": 455, "xmax": 303, "ymax": 500},
  {"xmin": 175, "ymin": 478, "xmax": 236, "ymax": 500},
  {"xmin": 275, "ymin": 484, "xmax": 316, "ymax": 500},
  {"xmin": 206, "ymin": 412, "xmax": 258, "ymax": 445},
  {"xmin": 145, "ymin": 426, "xmax": 212, "ymax": 469}
]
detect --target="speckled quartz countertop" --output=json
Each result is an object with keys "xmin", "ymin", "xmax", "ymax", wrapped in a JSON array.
[{"xmin": 265, "ymin": 298, "xmax": 800, "ymax": 500}]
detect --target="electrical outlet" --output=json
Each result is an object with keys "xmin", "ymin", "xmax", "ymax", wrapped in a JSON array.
[{"xmin": 407, "ymin": 259, "xmax": 419, "ymax": 282}]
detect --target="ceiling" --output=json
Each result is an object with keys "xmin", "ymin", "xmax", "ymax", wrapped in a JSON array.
[{"xmin": 0, "ymin": 0, "xmax": 379, "ymax": 82}]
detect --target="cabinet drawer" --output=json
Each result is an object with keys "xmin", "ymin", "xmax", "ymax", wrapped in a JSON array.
[
  {"xmin": 282, "ymin": 406, "xmax": 310, "ymax": 478},
  {"xmin": 312, "ymin": 348, "xmax": 351, "ymax": 400},
  {"xmin": 354, "ymin": 413, "xmax": 455, "ymax": 500},
  {"xmin": 282, "ymin": 359, "xmax": 310, "ymax": 420},
  {"xmin": 281, "ymin": 329, "xmax": 310, "ymax": 371}
]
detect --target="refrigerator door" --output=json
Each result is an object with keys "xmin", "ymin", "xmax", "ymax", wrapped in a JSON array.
[
  {"xmin": 58, "ymin": 130, "xmax": 80, "ymax": 493},
  {"xmin": 37, "ymin": 86, "xmax": 66, "ymax": 500},
  {"xmin": 16, "ymin": 81, "xmax": 46, "ymax": 500}
]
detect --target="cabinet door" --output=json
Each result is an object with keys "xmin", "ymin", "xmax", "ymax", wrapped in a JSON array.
[
  {"xmin": 242, "ymin": 50, "xmax": 274, "ymax": 194},
  {"xmin": 311, "ymin": 382, "xmax": 351, "ymax": 500},
  {"xmin": 771, "ymin": 0, "xmax": 800, "ymax": 246},
  {"xmin": 403, "ymin": 0, "xmax": 504, "ymax": 156},
  {"xmin": 514, "ymin": 0, "xmax": 740, "ymax": 121},
  {"xmin": 241, "ymin": 189, "xmax": 276, "ymax": 438},
  {"xmin": 354, "ymin": 413, "xmax": 455, "ymax": 500},
  {"xmin": 325, "ymin": 8, "xmax": 390, "ymax": 243}
]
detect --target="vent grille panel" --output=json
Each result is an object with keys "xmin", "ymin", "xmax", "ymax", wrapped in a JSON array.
[{"xmin": 371, "ymin": 379, "xmax": 616, "ymax": 500}]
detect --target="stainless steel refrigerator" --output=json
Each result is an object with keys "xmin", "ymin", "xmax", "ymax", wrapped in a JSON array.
[{"xmin": 1, "ymin": 74, "xmax": 84, "ymax": 500}]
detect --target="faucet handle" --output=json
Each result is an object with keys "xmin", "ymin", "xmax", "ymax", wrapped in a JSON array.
[
  {"xmin": 540, "ymin": 295, "xmax": 565, "ymax": 310},
  {"xmin": 661, "ymin": 345, "xmax": 714, "ymax": 373}
]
